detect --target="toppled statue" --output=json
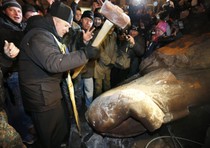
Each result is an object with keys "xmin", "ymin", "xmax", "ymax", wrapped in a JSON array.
[{"xmin": 86, "ymin": 11, "xmax": 210, "ymax": 137}]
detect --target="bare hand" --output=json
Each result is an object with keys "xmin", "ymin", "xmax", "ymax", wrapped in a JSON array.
[
  {"xmin": 126, "ymin": 35, "xmax": 135, "ymax": 46},
  {"xmin": 4, "ymin": 40, "xmax": 20, "ymax": 58},
  {"xmin": 97, "ymin": 0, "xmax": 103, "ymax": 7},
  {"xmin": 82, "ymin": 27, "xmax": 95, "ymax": 43}
]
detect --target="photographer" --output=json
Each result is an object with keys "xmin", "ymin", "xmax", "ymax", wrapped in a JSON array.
[
  {"xmin": 127, "ymin": 25, "xmax": 145, "ymax": 77},
  {"xmin": 111, "ymin": 27, "xmax": 140, "ymax": 87}
]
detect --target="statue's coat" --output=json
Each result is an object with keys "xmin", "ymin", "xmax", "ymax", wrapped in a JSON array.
[{"xmin": 86, "ymin": 13, "xmax": 210, "ymax": 137}]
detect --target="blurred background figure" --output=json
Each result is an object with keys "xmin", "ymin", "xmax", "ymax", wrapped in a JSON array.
[
  {"xmin": 127, "ymin": 24, "xmax": 145, "ymax": 77},
  {"xmin": 74, "ymin": 6, "xmax": 82, "ymax": 25},
  {"xmin": 91, "ymin": 0, "xmax": 102, "ymax": 13},
  {"xmin": 94, "ymin": 26, "xmax": 117, "ymax": 98},
  {"xmin": 93, "ymin": 12, "xmax": 104, "ymax": 29},
  {"xmin": 22, "ymin": 4, "xmax": 39, "ymax": 21}
]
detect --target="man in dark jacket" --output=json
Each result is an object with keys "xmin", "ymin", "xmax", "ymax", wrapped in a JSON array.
[
  {"xmin": 18, "ymin": 2, "xmax": 99, "ymax": 148},
  {"xmin": 0, "ymin": 0, "xmax": 36, "ymax": 144},
  {"xmin": 0, "ymin": 40, "xmax": 25, "ymax": 148},
  {"xmin": 79, "ymin": 10, "xmax": 96, "ymax": 108}
]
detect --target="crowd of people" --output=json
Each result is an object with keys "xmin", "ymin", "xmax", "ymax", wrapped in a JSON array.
[{"xmin": 0, "ymin": 0, "xmax": 208, "ymax": 147}]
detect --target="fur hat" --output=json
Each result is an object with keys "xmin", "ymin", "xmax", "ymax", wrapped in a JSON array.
[
  {"xmin": 1, "ymin": 0, "xmax": 21, "ymax": 10},
  {"xmin": 49, "ymin": 2, "xmax": 73, "ymax": 23},
  {"xmin": 81, "ymin": 10, "xmax": 94, "ymax": 20}
]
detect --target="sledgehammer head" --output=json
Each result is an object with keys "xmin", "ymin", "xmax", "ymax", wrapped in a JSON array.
[{"xmin": 100, "ymin": 1, "xmax": 130, "ymax": 29}]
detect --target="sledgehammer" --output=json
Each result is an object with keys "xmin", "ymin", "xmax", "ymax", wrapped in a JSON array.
[
  {"xmin": 72, "ymin": 0, "xmax": 130, "ymax": 79},
  {"xmin": 92, "ymin": 0, "xmax": 130, "ymax": 46}
]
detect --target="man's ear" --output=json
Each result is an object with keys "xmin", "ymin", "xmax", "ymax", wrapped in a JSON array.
[{"xmin": 52, "ymin": 17, "xmax": 58, "ymax": 25}]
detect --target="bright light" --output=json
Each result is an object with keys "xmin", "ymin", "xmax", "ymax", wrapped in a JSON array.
[
  {"xmin": 153, "ymin": 1, "xmax": 158, "ymax": 7},
  {"xmin": 133, "ymin": 0, "xmax": 143, "ymax": 6}
]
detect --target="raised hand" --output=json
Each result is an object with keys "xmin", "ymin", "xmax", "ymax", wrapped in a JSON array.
[
  {"xmin": 82, "ymin": 27, "xmax": 95, "ymax": 43},
  {"xmin": 126, "ymin": 35, "xmax": 135, "ymax": 46},
  {"xmin": 4, "ymin": 40, "xmax": 20, "ymax": 58},
  {"xmin": 97, "ymin": 0, "xmax": 103, "ymax": 7}
]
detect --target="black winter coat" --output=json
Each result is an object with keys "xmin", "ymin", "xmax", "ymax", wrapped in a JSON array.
[
  {"xmin": 19, "ymin": 15, "xmax": 88, "ymax": 112},
  {"xmin": 0, "ymin": 13, "xmax": 26, "ymax": 74}
]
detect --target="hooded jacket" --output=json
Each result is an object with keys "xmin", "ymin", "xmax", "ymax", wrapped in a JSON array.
[{"xmin": 19, "ymin": 15, "xmax": 88, "ymax": 112}]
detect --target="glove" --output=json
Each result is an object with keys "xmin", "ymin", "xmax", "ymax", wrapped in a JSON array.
[{"xmin": 83, "ymin": 45, "xmax": 100, "ymax": 59}]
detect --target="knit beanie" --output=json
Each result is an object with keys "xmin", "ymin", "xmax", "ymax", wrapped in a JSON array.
[
  {"xmin": 22, "ymin": 4, "xmax": 37, "ymax": 16},
  {"xmin": 156, "ymin": 21, "xmax": 167, "ymax": 33},
  {"xmin": 1, "ymin": 0, "xmax": 21, "ymax": 10},
  {"xmin": 49, "ymin": 2, "xmax": 73, "ymax": 23},
  {"xmin": 94, "ymin": 12, "xmax": 104, "ymax": 20},
  {"xmin": 81, "ymin": 10, "xmax": 94, "ymax": 20}
]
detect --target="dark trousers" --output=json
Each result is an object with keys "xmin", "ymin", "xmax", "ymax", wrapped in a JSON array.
[{"xmin": 30, "ymin": 100, "xmax": 70, "ymax": 148}]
